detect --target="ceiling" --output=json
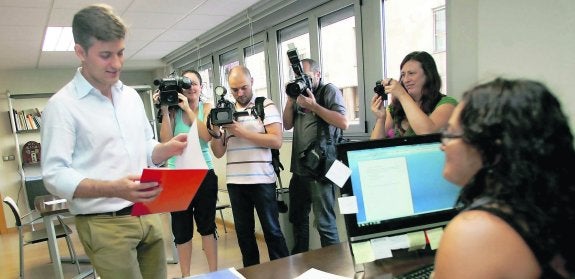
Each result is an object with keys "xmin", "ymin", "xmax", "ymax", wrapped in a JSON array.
[{"xmin": 0, "ymin": 0, "xmax": 264, "ymax": 71}]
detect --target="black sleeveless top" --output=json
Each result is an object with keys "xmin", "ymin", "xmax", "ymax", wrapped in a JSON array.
[{"xmin": 466, "ymin": 197, "xmax": 566, "ymax": 278}]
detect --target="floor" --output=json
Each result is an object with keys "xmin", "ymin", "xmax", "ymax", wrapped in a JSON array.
[{"xmin": 0, "ymin": 214, "xmax": 269, "ymax": 279}]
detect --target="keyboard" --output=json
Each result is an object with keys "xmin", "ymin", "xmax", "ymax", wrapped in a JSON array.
[{"xmin": 393, "ymin": 264, "xmax": 434, "ymax": 279}]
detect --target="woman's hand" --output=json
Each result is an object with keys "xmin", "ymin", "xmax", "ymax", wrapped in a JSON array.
[
  {"xmin": 385, "ymin": 78, "xmax": 408, "ymax": 100},
  {"xmin": 152, "ymin": 90, "xmax": 170, "ymax": 114},
  {"xmin": 152, "ymin": 90, "xmax": 161, "ymax": 105},
  {"xmin": 370, "ymin": 94, "xmax": 386, "ymax": 119},
  {"xmin": 177, "ymin": 93, "xmax": 190, "ymax": 112}
]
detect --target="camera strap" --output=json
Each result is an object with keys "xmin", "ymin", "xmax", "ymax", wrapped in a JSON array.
[
  {"xmin": 255, "ymin": 97, "xmax": 283, "ymax": 172},
  {"xmin": 314, "ymin": 83, "xmax": 342, "ymax": 146},
  {"xmin": 254, "ymin": 97, "xmax": 287, "ymax": 208}
]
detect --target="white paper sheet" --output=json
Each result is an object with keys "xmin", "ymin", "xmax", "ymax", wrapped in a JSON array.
[
  {"xmin": 325, "ymin": 159, "xmax": 352, "ymax": 188},
  {"xmin": 174, "ymin": 120, "xmax": 208, "ymax": 169},
  {"xmin": 44, "ymin": 199, "xmax": 67, "ymax": 205},
  {"xmin": 338, "ymin": 196, "xmax": 358, "ymax": 214},
  {"xmin": 294, "ymin": 268, "xmax": 352, "ymax": 279}
]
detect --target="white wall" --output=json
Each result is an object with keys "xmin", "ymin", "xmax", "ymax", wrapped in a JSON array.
[{"xmin": 448, "ymin": 0, "xmax": 575, "ymax": 131}]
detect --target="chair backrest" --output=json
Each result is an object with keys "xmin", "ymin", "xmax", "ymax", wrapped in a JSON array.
[{"xmin": 3, "ymin": 196, "xmax": 22, "ymax": 227}]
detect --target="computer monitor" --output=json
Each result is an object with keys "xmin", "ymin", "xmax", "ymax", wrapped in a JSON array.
[{"xmin": 337, "ymin": 134, "xmax": 460, "ymax": 242}]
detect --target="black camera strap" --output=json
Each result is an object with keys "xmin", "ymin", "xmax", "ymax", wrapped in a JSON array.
[
  {"xmin": 254, "ymin": 96, "xmax": 287, "ymax": 212},
  {"xmin": 314, "ymin": 83, "xmax": 343, "ymax": 146}
]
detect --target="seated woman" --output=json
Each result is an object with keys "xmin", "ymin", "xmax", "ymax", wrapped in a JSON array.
[
  {"xmin": 435, "ymin": 78, "xmax": 575, "ymax": 278},
  {"xmin": 370, "ymin": 51, "xmax": 457, "ymax": 139}
]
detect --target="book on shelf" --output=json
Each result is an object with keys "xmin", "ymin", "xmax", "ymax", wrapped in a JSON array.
[
  {"xmin": 26, "ymin": 114, "xmax": 36, "ymax": 129},
  {"xmin": 11, "ymin": 109, "xmax": 21, "ymax": 131},
  {"xmin": 23, "ymin": 108, "xmax": 40, "ymax": 129},
  {"xmin": 18, "ymin": 110, "xmax": 27, "ymax": 130},
  {"xmin": 11, "ymin": 107, "xmax": 42, "ymax": 131}
]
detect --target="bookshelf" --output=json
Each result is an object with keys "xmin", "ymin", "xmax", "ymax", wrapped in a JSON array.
[{"xmin": 7, "ymin": 91, "xmax": 53, "ymax": 210}]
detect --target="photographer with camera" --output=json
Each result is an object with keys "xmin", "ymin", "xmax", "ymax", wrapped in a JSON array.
[
  {"xmin": 282, "ymin": 56, "xmax": 348, "ymax": 254},
  {"xmin": 153, "ymin": 69, "xmax": 219, "ymax": 277},
  {"xmin": 370, "ymin": 51, "xmax": 457, "ymax": 139},
  {"xmin": 210, "ymin": 65, "xmax": 289, "ymax": 267}
]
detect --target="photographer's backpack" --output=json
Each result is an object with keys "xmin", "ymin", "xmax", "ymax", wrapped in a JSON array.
[{"xmin": 255, "ymin": 97, "xmax": 288, "ymax": 213}]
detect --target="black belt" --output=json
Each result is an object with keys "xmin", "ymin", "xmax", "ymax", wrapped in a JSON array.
[{"xmin": 78, "ymin": 205, "xmax": 134, "ymax": 217}]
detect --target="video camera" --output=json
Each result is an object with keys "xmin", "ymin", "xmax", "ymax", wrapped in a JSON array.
[
  {"xmin": 209, "ymin": 86, "xmax": 248, "ymax": 126},
  {"xmin": 285, "ymin": 48, "xmax": 312, "ymax": 98},
  {"xmin": 153, "ymin": 74, "xmax": 192, "ymax": 107}
]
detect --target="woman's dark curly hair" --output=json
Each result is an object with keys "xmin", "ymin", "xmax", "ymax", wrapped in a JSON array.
[
  {"xmin": 457, "ymin": 78, "xmax": 575, "ymax": 274},
  {"xmin": 391, "ymin": 51, "xmax": 443, "ymax": 133}
]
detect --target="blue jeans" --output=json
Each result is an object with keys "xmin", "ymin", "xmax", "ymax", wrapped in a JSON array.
[
  {"xmin": 227, "ymin": 183, "xmax": 289, "ymax": 267},
  {"xmin": 288, "ymin": 174, "xmax": 340, "ymax": 254}
]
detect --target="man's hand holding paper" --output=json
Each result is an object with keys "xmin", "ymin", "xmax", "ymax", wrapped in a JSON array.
[{"xmin": 132, "ymin": 121, "xmax": 208, "ymax": 216}]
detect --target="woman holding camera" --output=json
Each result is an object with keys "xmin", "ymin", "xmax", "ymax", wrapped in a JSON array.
[
  {"xmin": 154, "ymin": 69, "xmax": 219, "ymax": 277},
  {"xmin": 370, "ymin": 51, "xmax": 457, "ymax": 139}
]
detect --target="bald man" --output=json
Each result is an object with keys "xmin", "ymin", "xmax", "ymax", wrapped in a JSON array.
[{"xmin": 209, "ymin": 66, "xmax": 289, "ymax": 267}]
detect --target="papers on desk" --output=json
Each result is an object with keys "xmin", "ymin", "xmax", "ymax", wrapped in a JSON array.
[
  {"xmin": 350, "ymin": 228, "xmax": 445, "ymax": 264},
  {"xmin": 44, "ymin": 199, "xmax": 67, "ymax": 205},
  {"xmin": 184, "ymin": 267, "xmax": 246, "ymax": 279},
  {"xmin": 294, "ymin": 268, "xmax": 352, "ymax": 279}
]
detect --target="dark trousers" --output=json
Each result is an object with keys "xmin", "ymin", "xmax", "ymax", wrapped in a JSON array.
[{"xmin": 227, "ymin": 183, "xmax": 289, "ymax": 267}]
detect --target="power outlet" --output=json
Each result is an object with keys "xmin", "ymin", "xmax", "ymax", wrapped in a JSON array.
[{"xmin": 2, "ymin": 155, "xmax": 15, "ymax": 161}]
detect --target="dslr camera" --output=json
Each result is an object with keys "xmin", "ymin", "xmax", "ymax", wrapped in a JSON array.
[
  {"xmin": 285, "ymin": 48, "xmax": 312, "ymax": 98},
  {"xmin": 373, "ymin": 80, "xmax": 388, "ymax": 101},
  {"xmin": 153, "ymin": 74, "xmax": 192, "ymax": 107},
  {"xmin": 209, "ymin": 86, "xmax": 248, "ymax": 126}
]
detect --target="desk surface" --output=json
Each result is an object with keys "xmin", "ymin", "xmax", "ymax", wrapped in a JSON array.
[
  {"xmin": 237, "ymin": 242, "xmax": 434, "ymax": 279},
  {"xmin": 34, "ymin": 195, "xmax": 68, "ymax": 217}
]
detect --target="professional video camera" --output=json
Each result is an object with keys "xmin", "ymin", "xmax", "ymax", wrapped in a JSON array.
[
  {"xmin": 153, "ymin": 74, "xmax": 192, "ymax": 107},
  {"xmin": 285, "ymin": 48, "xmax": 312, "ymax": 98},
  {"xmin": 208, "ymin": 86, "xmax": 248, "ymax": 126}
]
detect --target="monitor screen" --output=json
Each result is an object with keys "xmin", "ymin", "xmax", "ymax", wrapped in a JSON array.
[{"xmin": 337, "ymin": 134, "xmax": 460, "ymax": 242}]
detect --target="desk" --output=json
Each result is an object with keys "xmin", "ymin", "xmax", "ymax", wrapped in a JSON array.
[
  {"xmin": 237, "ymin": 242, "xmax": 434, "ymax": 279},
  {"xmin": 34, "ymin": 195, "xmax": 70, "ymax": 279}
]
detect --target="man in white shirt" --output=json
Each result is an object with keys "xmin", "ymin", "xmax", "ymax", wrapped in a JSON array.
[{"xmin": 41, "ymin": 4, "xmax": 187, "ymax": 278}]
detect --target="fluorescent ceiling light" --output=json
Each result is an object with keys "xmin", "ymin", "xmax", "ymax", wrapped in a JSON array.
[{"xmin": 42, "ymin": 27, "xmax": 75, "ymax": 51}]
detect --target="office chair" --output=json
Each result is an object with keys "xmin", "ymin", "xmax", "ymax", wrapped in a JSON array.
[{"xmin": 3, "ymin": 196, "xmax": 81, "ymax": 278}]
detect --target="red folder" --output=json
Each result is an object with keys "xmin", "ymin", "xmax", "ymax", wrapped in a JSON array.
[{"xmin": 131, "ymin": 168, "xmax": 208, "ymax": 216}]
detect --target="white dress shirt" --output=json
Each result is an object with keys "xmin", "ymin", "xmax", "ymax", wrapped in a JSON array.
[{"xmin": 41, "ymin": 68, "xmax": 158, "ymax": 214}]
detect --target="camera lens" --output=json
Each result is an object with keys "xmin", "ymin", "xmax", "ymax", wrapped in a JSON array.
[
  {"xmin": 286, "ymin": 80, "xmax": 310, "ymax": 98},
  {"xmin": 286, "ymin": 82, "xmax": 303, "ymax": 98}
]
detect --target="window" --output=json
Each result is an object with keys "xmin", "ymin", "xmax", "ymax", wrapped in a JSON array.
[
  {"xmin": 319, "ymin": 6, "xmax": 359, "ymax": 125},
  {"xmin": 244, "ymin": 42, "xmax": 268, "ymax": 98},
  {"xmin": 198, "ymin": 62, "xmax": 214, "ymax": 104},
  {"xmin": 434, "ymin": 6, "xmax": 446, "ymax": 53},
  {"xmin": 277, "ymin": 20, "xmax": 310, "ymax": 113},
  {"xmin": 383, "ymin": 0, "xmax": 447, "ymax": 93},
  {"xmin": 218, "ymin": 49, "xmax": 239, "ymax": 103}
]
